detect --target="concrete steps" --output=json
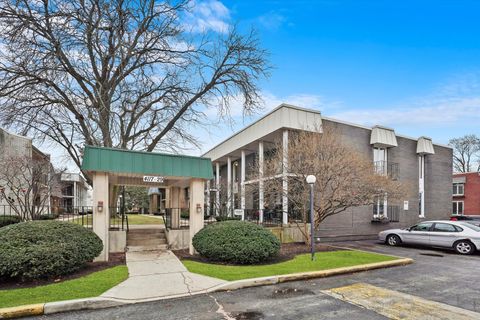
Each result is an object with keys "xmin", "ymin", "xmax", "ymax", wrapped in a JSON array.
[
  {"xmin": 127, "ymin": 228, "xmax": 168, "ymax": 251},
  {"xmin": 127, "ymin": 244, "xmax": 169, "ymax": 252}
]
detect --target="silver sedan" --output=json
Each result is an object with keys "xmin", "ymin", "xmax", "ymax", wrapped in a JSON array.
[{"xmin": 378, "ymin": 220, "xmax": 480, "ymax": 255}]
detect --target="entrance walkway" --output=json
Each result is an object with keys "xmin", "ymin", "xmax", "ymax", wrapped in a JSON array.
[{"xmin": 101, "ymin": 250, "xmax": 226, "ymax": 301}]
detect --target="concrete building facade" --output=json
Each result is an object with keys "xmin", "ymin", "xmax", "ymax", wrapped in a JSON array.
[
  {"xmin": 60, "ymin": 172, "xmax": 91, "ymax": 210},
  {"xmin": 0, "ymin": 128, "xmax": 59, "ymax": 211},
  {"xmin": 203, "ymin": 104, "xmax": 453, "ymax": 241}
]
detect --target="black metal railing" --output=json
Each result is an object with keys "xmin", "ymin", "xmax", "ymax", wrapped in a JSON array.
[
  {"xmin": 374, "ymin": 161, "xmax": 400, "ymax": 180},
  {"xmin": 164, "ymin": 208, "xmax": 190, "ymax": 230},
  {"xmin": 109, "ymin": 206, "xmax": 129, "ymax": 231},
  {"xmin": 372, "ymin": 204, "xmax": 400, "ymax": 223},
  {"xmin": 0, "ymin": 205, "xmax": 130, "ymax": 231},
  {"xmin": 388, "ymin": 205, "xmax": 400, "ymax": 222},
  {"xmin": 0, "ymin": 205, "xmax": 94, "ymax": 229}
]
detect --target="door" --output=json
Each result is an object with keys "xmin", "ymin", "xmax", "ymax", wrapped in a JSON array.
[
  {"xmin": 402, "ymin": 222, "xmax": 433, "ymax": 245},
  {"xmin": 429, "ymin": 223, "xmax": 461, "ymax": 247}
]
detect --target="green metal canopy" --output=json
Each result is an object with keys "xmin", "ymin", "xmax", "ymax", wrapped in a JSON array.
[{"xmin": 81, "ymin": 146, "xmax": 213, "ymax": 179}]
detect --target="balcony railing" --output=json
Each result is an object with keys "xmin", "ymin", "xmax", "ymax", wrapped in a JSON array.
[
  {"xmin": 372, "ymin": 205, "xmax": 400, "ymax": 223},
  {"xmin": 374, "ymin": 161, "xmax": 399, "ymax": 180}
]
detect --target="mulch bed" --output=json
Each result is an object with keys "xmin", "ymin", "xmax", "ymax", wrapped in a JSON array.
[
  {"xmin": 173, "ymin": 242, "xmax": 339, "ymax": 265},
  {"xmin": 0, "ymin": 252, "xmax": 126, "ymax": 290}
]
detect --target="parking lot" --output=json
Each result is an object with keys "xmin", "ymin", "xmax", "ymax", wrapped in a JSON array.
[{"xmin": 30, "ymin": 240, "xmax": 480, "ymax": 320}]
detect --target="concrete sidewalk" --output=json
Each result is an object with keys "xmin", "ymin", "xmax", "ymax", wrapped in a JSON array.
[{"xmin": 101, "ymin": 250, "xmax": 226, "ymax": 301}]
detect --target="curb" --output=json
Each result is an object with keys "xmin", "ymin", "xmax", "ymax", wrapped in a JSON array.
[
  {"xmin": 0, "ymin": 257, "xmax": 413, "ymax": 318},
  {"xmin": 0, "ymin": 304, "xmax": 44, "ymax": 319},
  {"xmin": 208, "ymin": 257, "xmax": 413, "ymax": 292}
]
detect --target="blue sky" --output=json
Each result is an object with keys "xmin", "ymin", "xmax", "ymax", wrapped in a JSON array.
[
  {"xmin": 194, "ymin": 0, "xmax": 480, "ymax": 154},
  {"xmin": 47, "ymin": 0, "xmax": 480, "ymax": 168}
]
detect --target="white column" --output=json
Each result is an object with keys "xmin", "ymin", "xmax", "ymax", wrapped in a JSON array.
[
  {"xmin": 189, "ymin": 179, "xmax": 205, "ymax": 255},
  {"xmin": 206, "ymin": 180, "xmax": 211, "ymax": 216},
  {"xmin": 92, "ymin": 172, "xmax": 109, "ymax": 262},
  {"xmin": 282, "ymin": 129, "xmax": 289, "ymax": 225},
  {"xmin": 215, "ymin": 162, "xmax": 220, "ymax": 216},
  {"xmin": 73, "ymin": 181, "xmax": 77, "ymax": 209},
  {"xmin": 259, "ymin": 141, "xmax": 264, "ymax": 223},
  {"xmin": 241, "ymin": 150, "xmax": 246, "ymax": 210},
  {"xmin": 227, "ymin": 157, "xmax": 232, "ymax": 216}
]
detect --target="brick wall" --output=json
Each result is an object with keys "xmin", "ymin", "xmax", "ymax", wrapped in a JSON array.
[{"xmin": 453, "ymin": 172, "xmax": 480, "ymax": 215}]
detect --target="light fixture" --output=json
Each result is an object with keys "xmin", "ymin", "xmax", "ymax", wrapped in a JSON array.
[{"xmin": 306, "ymin": 175, "xmax": 316, "ymax": 185}]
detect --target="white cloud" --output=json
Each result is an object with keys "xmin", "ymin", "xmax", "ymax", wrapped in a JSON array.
[
  {"xmin": 257, "ymin": 11, "xmax": 287, "ymax": 31},
  {"xmin": 331, "ymin": 100, "xmax": 480, "ymax": 127},
  {"xmin": 184, "ymin": 0, "xmax": 230, "ymax": 34},
  {"xmin": 202, "ymin": 91, "xmax": 340, "ymax": 120},
  {"xmin": 330, "ymin": 72, "xmax": 480, "ymax": 128}
]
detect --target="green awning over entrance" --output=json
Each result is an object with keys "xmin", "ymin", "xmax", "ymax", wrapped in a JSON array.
[{"xmin": 81, "ymin": 146, "xmax": 213, "ymax": 179}]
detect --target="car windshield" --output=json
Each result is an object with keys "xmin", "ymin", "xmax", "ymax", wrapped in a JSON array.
[{"xmin": 460, "ymin": 223, "xmax": 480, "ymax": 232}]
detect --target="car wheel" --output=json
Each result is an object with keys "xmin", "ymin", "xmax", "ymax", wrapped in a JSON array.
[
  {"xmin": 454, "ymin": 240, "xmax": 475, "ymax": 255},
  {"xmin": 386, "ymin": 234, "xmax": 401, "ymax": 246}
]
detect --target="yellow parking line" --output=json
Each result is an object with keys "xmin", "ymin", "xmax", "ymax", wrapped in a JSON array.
[{"xmin": 321, "ymin": 283, "xmax": 480, "ymax": 320}]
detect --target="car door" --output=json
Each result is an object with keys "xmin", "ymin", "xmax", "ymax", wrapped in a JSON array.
[
  {"xmin": 430, "ymin": 223, "xmax": 461, "ymax": 247},
  {"xmin": 402, "ymin": 222, "xmax": 433, "ymax": 245}
]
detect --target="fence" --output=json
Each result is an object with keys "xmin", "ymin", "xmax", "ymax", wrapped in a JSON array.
[{"xmin": 0, "ymin": 205, "xmax": 129, "ymax": 231}]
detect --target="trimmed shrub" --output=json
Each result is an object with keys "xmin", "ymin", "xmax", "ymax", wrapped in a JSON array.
[
  {"xmin": 214, "ymin": 215, "xmax": 241, "ymax": 222},
  {"xmin": 0, "ymin": 221, "xmax": 103, "ymax": 281},
  {"xmin": 180, "ymin": 210, "xmax": 189, "ymax": 219},
  {"xmin": 192, "ymin": 221, "xmax": 281, "ymax": 264},
  {"xmin": 33, "ymin": 213, "xmax": 59, "ymax": 220},
  {"xmin": 0, "ymin": 215, "xmax": 21, "ymax": 228}
]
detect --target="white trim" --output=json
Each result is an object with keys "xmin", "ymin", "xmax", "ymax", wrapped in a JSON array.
[
  {"xmin": 418, "ymin": 155, "xmax": 425, "ymax": 218},
  {"xmin": 452, "ymin": 200, "xmax": 464, "ymax": 215}
]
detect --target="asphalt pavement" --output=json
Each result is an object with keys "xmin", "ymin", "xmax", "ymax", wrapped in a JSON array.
[{"xmin": 28, "ymin": 240, "xmax": 480, "ymax": 320}]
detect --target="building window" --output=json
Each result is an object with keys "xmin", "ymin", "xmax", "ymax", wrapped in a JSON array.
[
  {"xmin": 453, "ymin": 183, "xmax": 464, "ymax": 196},
  {"xmin": 418, "ymin": 155, "xmax": 425, "ymax": 218},
  {"xmin": 452, "ymin": 201, "xmax": 464, "ymax": 215}
]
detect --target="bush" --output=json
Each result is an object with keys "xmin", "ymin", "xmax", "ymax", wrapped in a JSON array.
[
  {"xmin": 0, "ymin": 215, "xmax": 21, "ymax": 228},
  {"xmin": 33, "ymin": 213, "xmax": 59, "ymax": 220},
  {"xmin": 0, "ymin": 221, "xmax": 103, "ymax": 281},
  {"xmin": 192, "ymin": 221, "xmax": 281, "ymax": 264},
  {"xmin": 214, "ymin": 215, "xmax": 241, "ymax": 222},
  {"xmin": 180, "ymin": 210, "xmax": 189, "ymax": 219}
]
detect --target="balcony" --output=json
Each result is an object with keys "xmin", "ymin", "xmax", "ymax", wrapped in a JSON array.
[
  {"xmin": 374, "ymin": 161, "xmax": 399, "ymax": 180},
  {"xmin": 372, "ymin": 205, "xmax": 400, "ymax": 223}
]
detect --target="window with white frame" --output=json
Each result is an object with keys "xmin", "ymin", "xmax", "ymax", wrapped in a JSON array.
[
  {"xmin": 452, "ymin": 201, "xmax": 464, "ymax": 215},
  {"xmin": 453, "ymin": 183, "xmax": 464, "ymax": 196}
]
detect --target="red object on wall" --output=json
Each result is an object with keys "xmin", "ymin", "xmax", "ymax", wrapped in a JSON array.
[{"xmin": 453, "ymin": 172, "xmax": 480, "ymax": 215}]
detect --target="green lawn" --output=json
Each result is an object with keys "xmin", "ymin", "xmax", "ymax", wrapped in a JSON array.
[
  {"xmin": 68, "ymin": 214, "xmax": 164, "ymax": 226},
  {"xmin": 182, "ymin": 250, "xmax": 398, "ymax": 281},
  {"xmin": 0, "ymin": 265, "xmax": 128, "ymax": 309},
  {"xmin": 125, "ymin": 214, "xmax": 164, "ymax": 225}
]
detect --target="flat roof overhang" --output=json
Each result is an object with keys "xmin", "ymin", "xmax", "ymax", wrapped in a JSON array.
[
  {"xmin": 202, "ymin": 104, "xmax": 323, "ymax": 163},
  {"xmin": 81, "ymin": 146, "xmax": 214, "ymax": 181}
]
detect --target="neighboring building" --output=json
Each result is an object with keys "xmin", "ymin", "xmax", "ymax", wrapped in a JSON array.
[
  {"xmin": 0, "ymin": 127, "xmax": 59, "ymax": 212},
  {"xmin": 60, "ymin": 172, "xmax": 91, "ymax": 210},
  {"xmin": 452, "ymin": 172, "xmax": 480, "ymax": 215},
  {"xmin": 202, "ymin": 104, "xmax": 453, "ymax": 241}
]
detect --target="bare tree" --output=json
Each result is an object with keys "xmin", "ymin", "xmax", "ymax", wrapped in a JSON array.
[
  {"xmin": 449, "ymin": 134, "xmax": 480, "ymax": 173},
  {"xmin": 253, "ymin": 128, "xmax": 407, "ymax": 241},
  {"xmin": 0, "ymin": 0, "xmax": 270, "ymax": 180},
  {"xmin": 0, "ymin": 154, "xmax": 63, "ymax": 220}
]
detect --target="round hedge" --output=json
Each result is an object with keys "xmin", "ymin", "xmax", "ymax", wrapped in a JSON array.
[
  {"xmin": 0, "ymin": 215, "xmax": 21, "ymax": 228},
  {"xmin": 192, "ymin": 221, "xmax": 281, "ymax": 264},
  {"xmin": 0, "ymin": 221, "xmax": 103, "ymax": 281}
]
